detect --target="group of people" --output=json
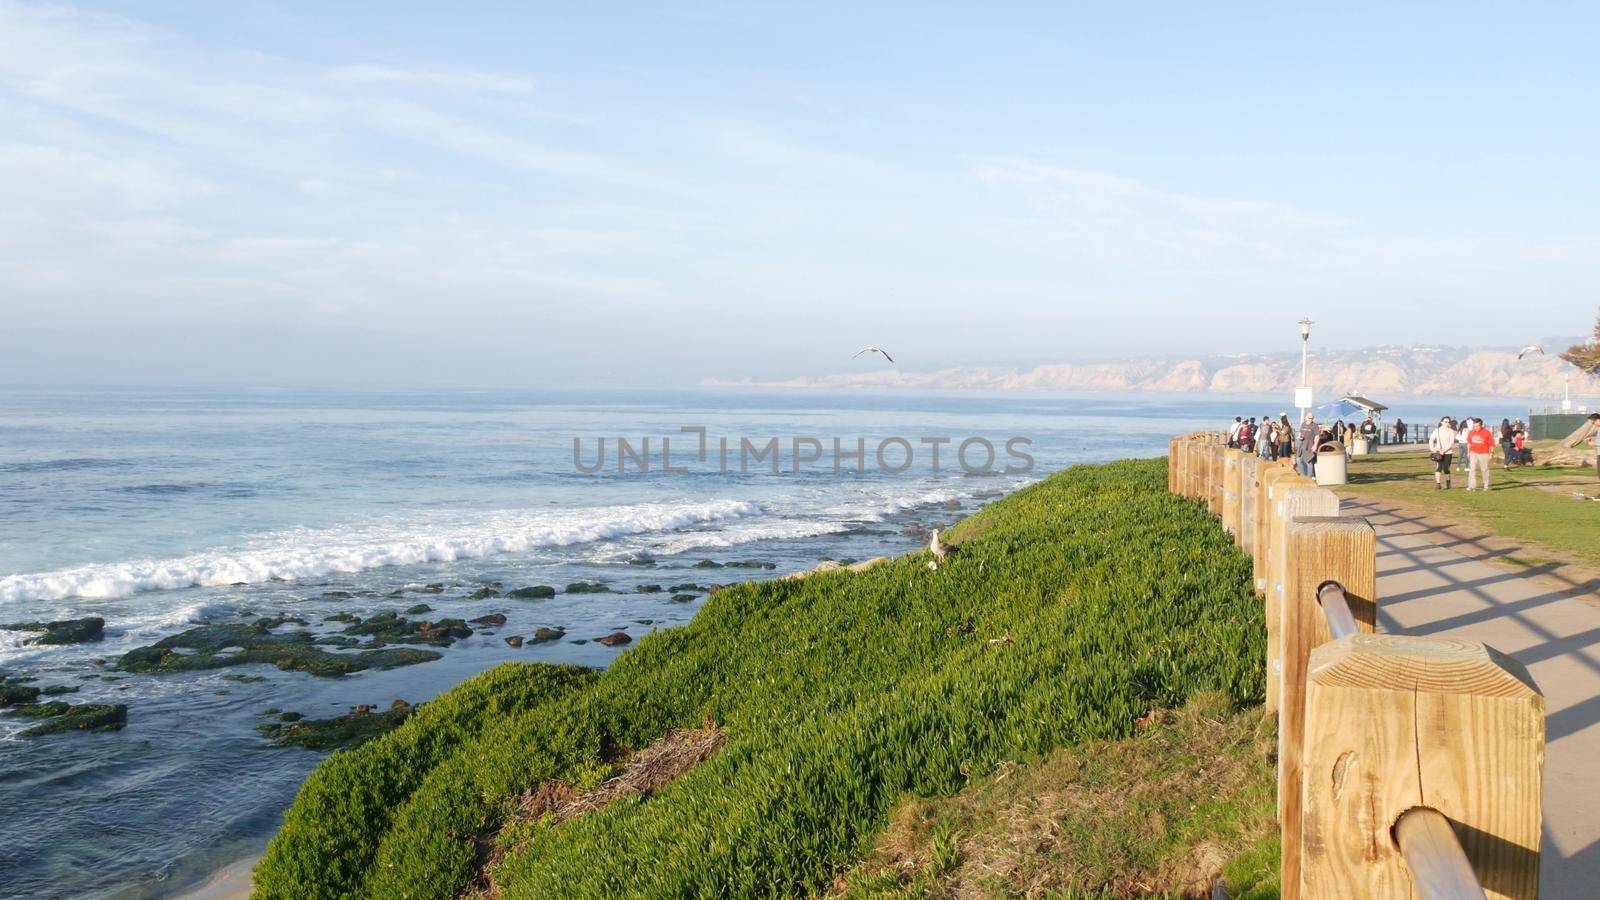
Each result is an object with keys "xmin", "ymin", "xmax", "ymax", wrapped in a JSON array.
[
  {"xmin": 1224, "ymin": 410, "xmax": 1600, "ymax": 494},
  {"xmin": 1226, "ymin": 413, "xmax": 1380, "ymax": 478},
  {"xmin": 1425, "ymin": 417, "xmax": 1535, "ymax": 491}
]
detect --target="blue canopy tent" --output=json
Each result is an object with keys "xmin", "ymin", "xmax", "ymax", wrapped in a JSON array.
[{"xmin": 1316, "ymin": 395, "xmax": 1387, "ymax": 423}]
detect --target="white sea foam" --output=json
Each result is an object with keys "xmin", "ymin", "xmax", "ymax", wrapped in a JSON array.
[{"xmin": 0, "ymin": 499, "xmax": 764, "ymax": 603}]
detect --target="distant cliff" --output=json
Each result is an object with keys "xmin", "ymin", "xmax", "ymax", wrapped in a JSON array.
[{"xmin": 704, "ymin": 346, "xmax": 1598, "ymax": 400}]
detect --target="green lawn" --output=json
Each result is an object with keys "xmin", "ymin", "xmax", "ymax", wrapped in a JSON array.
[
  {"xmin": 253, "ymin": 459, "xmax": 1270, "ymax": 899},
  {"xmin": 1338, "ymin": 448, "xmax": 1600, "ymax": 570}
]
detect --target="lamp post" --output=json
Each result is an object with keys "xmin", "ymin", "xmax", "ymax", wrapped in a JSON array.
[{"xmin": 1296, "ymin": 318, "xmax": 1314, "ymax": 415}]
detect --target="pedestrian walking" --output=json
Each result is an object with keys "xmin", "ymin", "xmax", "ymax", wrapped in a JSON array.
[
  {"xmin": 1465, "ymin": 418, "xmax": 1495, "ymax": 491},
  {"xmin": 1296, "ymin": 413, "xmax": 1319, "ymax": 478},
  {"xmin": 1499, "ymin": 419, "xmax": 1516, "ymax": 470},
  {"xmin": 1428, "ymin": 416, "xmax": 1457, "ymax": 490}
]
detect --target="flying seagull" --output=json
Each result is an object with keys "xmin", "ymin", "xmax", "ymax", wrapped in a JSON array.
[
  {"xmin": 852, "ymin": 346, "xmax": 895, "ymax": 364},
  {"xmin": 1517, "ymin": 345, "xmax": 1545, "ymax": 360}
]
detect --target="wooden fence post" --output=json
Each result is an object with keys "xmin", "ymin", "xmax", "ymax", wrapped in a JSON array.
[
  {"xmin": 1300, "ymin": 635, "xmax": 1544, "ymax": 900},
  {"xmin": 1254, "ymin": 466, "xmax": 1297, "ymax": 596},
  {"xmin": 1264, "ymin": 481, "xmax": 1335, "ymax": 717},
  {"xmin": 1279, "ymin": 515, "xmax": 1376, "ymax": 898},
  {"xmin": 1182, "ymin": 438, "xmax": 1197, "ymax": 499},
  {"xmin": 1239, "ymin": 454, "xmax": 1259, "ymax": 556},
  {"xmin": 1206, "ymin": 443, "xmax": 1223, "ymax": 516},
  {"xmin": 1222, "ymin": 449, "xmax": 1244, "ymax": 538}
]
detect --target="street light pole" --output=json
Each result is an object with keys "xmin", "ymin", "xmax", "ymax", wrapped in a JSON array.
[{"xmin": 1297, "ymin": 318, "xmax": 1314, "ymax": 415}]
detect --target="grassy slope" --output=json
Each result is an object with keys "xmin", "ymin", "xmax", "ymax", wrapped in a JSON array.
[
  {"xmin": 837, "ymin": 692, "xmax": 1279, "ymax": 898},
  {"xmin": 1338, "ymin": 449, "xmax": 1600, "ymax": 569},
  {"xmin": 255, "ymin": 459, "xmax": 1265, "ymax": 899}
]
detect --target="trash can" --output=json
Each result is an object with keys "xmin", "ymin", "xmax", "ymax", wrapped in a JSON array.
[
  {"xmin": 1351, "ymin": 435, "xmax": 1370, "ymax": 456},
  {"xmin": 1315, "ymin": 441, "xmax": 1348, "ymax": 486}
]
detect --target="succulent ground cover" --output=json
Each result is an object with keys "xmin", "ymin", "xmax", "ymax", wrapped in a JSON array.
[{"xmin": 255, "ymin": 458, "xmax": 1263, "ymax": 898}]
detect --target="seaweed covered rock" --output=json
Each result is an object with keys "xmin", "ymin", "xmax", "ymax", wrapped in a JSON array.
[
  {"xmin": 723, "ymin": 560, "xmax": 776, "ymax": 570},
  {"xmin": 341, "ymin": 612, "xmax": 472, "ymax": 648},
  {"xmin": 531, "ymin": 627, "xmax": 565, "ymax": 644},
  {"xmin": 470, "ymin": 613, "xmax": 507, "ymax": 626},
  {"xmin": 0, "ymin": 616, "xmax": 105, "ymax": 645},
  {"xmin": 404, "ymin": 603, "xmax": 434, "ymax": 615},
  {"xmin": 116, "ymin": 620, "xmax": 440, "ymax": 677},
  {"xmin": 0, "ymin": 682, "xmax": 41, "ymax": 707},
  {"xmin": 506, "ymin": 586, "xmax": 556, "ymax": 600},
  {"xmin": 596, "ymin": 631, "xmax": 632, "ymax": 647},
  {"xmin": 504, "ymin": 636, "xmax": 524, "ymax": 648},
  {"xmin": 564, "ymin": 582, "xmax": 609, "ymax": 594},
  {"xmin": 669, "ymin": 593, "xmax": 697, "ymax": 603},
  {"xmin": 468, "ymin": 587, "xmax": 501, "ymax": 600},
  {"xmin": 635, "ymin": 584, "xmax": 663, "ymax": 594},
  {"xmin": 256, "ymin": 704, "xmax": 413, "ymax": 750},
  {"xmin": 4, "ymin": 701, "xmax": 127, "ymax": 736}
]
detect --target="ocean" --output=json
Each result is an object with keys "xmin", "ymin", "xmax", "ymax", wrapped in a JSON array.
[{"xmin": 0, "ymin": 387, "xmax": 1527, "ymax": 898}]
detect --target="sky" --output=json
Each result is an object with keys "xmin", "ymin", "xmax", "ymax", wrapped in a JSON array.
[{"xmin": 2, "ymin": 1, "xmax": 1599, "ymax": 387}]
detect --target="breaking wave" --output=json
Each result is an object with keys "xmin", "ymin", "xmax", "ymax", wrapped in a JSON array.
[{"xmin": 0, "ymin": 499, "xmax": 764, "ymax": 603}]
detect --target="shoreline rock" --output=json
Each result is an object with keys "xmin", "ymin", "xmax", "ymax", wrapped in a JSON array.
[{"xmin": 0, "ymin": 616, "xmax": 106, "ymax": 646}]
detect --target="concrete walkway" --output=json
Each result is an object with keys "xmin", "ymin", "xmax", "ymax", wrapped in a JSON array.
[{"xmin": 1343, "ymin": 496, "xmax": 1600, "ymax": 897}]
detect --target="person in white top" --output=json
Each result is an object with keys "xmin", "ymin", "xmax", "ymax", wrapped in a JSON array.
[{"xmin": 1429, "ymin": 416, "xmax": 1458, "ymax": 490}]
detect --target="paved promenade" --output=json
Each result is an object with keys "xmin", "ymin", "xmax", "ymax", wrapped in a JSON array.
[{"xmin": 1343, "ymin": 496, "xmax": 1600, "ymax": 897}]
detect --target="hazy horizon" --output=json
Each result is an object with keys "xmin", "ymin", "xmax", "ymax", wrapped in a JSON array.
[{"xmin": 3, "ymin": 2, "xmax": 1600, "ymax": 388}]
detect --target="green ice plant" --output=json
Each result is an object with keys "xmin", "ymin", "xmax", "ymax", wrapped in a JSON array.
[{"xmin": 254, "ymin": 458, "xmax": 1260, "ymax": 899}]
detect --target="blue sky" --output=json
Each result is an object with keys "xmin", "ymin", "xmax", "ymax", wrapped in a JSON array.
[{"xmin": 2, "ymin": 1, "xmax": 1598, "ymax": 385}]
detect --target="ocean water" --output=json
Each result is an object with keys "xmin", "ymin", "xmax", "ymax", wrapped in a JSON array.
[{"xmin": 0, "ymin": 387, "xmax": 1525, "ymax": 898}]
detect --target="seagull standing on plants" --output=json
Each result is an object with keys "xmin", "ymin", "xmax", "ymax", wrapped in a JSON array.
[
  {"xmin": 1517, "ymin": 345, "xmax": 1545, "ymax": 359},
  {"xmin": 927, "ymin": 528, "xmax": 951, "ymax": 570},
  {"xmin": 852, "ymin": 346, "xmax": 896, "ymax": 364}
]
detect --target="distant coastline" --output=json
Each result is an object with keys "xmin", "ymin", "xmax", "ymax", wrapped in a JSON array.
[{"xmin": 704, "ymin": 344, "xmax": 1598, "ymax": 401}]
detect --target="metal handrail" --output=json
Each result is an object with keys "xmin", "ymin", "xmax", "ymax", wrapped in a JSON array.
[
  {"xmin": 1394, "ymin": 807, "xmax": 1487, "ymax": 900},
  {"xmin": 1316, "ymin": 580, "xmax": 1359, "ymax": 640}
]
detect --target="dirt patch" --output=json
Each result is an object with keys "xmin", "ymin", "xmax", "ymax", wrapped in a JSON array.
[
  {"xmin": 468, "ymin": 723, "xmax": 729, "ymax": 899},
  {"xmin": 519, "ymin": 723, "xmax": 728, "ymax": 824}
]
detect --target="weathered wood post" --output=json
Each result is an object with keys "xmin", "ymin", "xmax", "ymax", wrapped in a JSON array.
[
  {"xmin": 1239, "ymin": 454, "xmax": 1260, "ymax": 556},
  {"xmin": 1254, "ymin": 466, "xmax": 1298, "ymax": 596},
  {"xmin": 1264, "ymin": 479, "xmax": 1333, "ymax": 717},
  {"xmin": 1209, "ymin": 438, "xmax": 1222, "ymax": 512},
  {"xmin": 1300, "ymin": 635, "xmax": 1544, "ymax": 900},
  {"xmin": 1168, "ymin": 437, "xmax": 1177, "ymax": 493},
  {"xmin": 1279, "ymin": 515, "xmax": 1376, "ymax": 897},
  {"xmin": 1182, "ymin": 437, "xmax": 1197, "ymax": 499},
  {"xmin": 1222, "ymin": 449, "xmax": 1244, "ymax": 538}
]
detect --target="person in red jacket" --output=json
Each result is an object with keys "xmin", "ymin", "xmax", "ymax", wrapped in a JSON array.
[{"xmin": 1465, "ymin": 418, "xmax": 1496, "ymax": 491}]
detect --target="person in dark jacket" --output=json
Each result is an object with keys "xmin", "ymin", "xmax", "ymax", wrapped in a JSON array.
[{"xmin": 1296, "ymin": 413, "xmax": 1320, "ymax": 477}]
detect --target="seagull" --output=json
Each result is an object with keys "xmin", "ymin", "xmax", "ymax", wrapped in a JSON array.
[
  {"xmin": 1517, "ymin": 345, "xmax": 1545, "ymax": 360},
  {"xmin": 929, "ymin": 528, "xmax": 949, "ymax": 563},
  {"xmin": 852, "ymin": 346, "xmax": 896, "ymax": 364}
]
